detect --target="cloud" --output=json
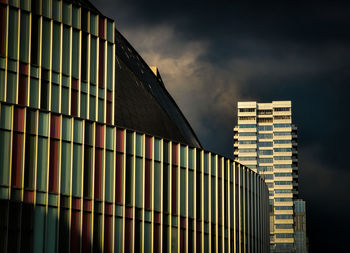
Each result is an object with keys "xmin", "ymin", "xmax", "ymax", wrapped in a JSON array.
[{"xmin": 120, "ymin": 24, "xmax": 244, "ymax": 155}]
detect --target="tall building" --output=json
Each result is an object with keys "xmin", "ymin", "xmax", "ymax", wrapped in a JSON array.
[
  {"xmin": 0, "ymin": 0, "xmax": 270, "ymax": 252},
  {"xmin": 234, "ymin": 101, "xmax": 307, "ymax": 253},
  {"xmin": 294, "ymin": 200, "xmax": 308, "ymax": 253}
]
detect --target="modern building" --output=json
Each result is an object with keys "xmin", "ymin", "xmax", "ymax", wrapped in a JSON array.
[
  {"xmin": 294, "ymin": 200, "xmax": 308, "ymax": 253},
  {"xmin": 0, "ymin": 0, "xmax": 270, "ymax": 252},
  {"xmin": 234, "ymin": 101, "xmax": 307, "ymax": 253}
]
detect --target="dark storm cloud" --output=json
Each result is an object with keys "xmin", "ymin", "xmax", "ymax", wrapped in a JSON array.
[{"xmin": 91, "ymin": 0, "xmax": 350, "ymax": 251}]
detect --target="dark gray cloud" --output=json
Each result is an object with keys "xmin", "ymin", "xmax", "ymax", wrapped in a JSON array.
[{"xmin": 92, "ymin": 0, "xmax": 350, "ymax": 251}]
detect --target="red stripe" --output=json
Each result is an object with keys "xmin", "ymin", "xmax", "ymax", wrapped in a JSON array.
[
  {"xmin": 50, "ymin": 115, "xmax": 60, "ymax": 139},
  {"xmin": 98, "ymin": 39, "xmax": 104, "ymax": 87},
  {"xmin": 94, "ymin": 149, "xmax": 102, "ymax": 200},
  {"xmin": 14, "ymin": 107, "xmax": 25, "ymax": 132},
  {"xmin": 172, "ymin": 143, "xmax": 178, "ymax": 165},
  {"xmin": 49, "ymin": 140, "xmax": 59, "ymax": 193},
  {"xmin": 23, "ymin": 190, "xmax": 34, "ymax": 203},
  {"xmin": 145, "ymin": 136, "xmax": 152, "ymax": 159},
  {"xmin": 116, "ymin": 129, "xmax": 124, "ymax": 152},
  {"xmin": 145, "ymin": 160, "xmax": 151, "ymax": 210},
  {"xmin": 99, "ymin": 16, "xmax": 105, "ymax": 39},
  {"xmin": 12, "ymin": 133, "xmax": 23, "ymax": 188},
  {"xmin": 104, "ymin": 216, "xmax": 112, "ymax": 253},
  {"xmin": 116, "ymin": 153, "xmax": 123, "ymax": 204},
  {"xmin": 70, "ymin": 210, "xmax": 81, "ymax": 253},
  {"xmin": 83, "ymin": 199, "xmax": 92, "ymax": 211},
  {"xmin": 154, "ymin": 224, "xmax": 160, "ymax": 253},
  {"xmin": 82, "ymin": 212, "xmax": 91, "ymax": 253},
  {"xmin": 18, "ymin": 75, "xmax": 27, "ymax": 105},
  {"xmin": 72, "ymin": 197, "xmax": 81, "ymax": 210},
  {"xmin": 95, "ymin": 124, "xmax": 104, "ymax": 148},
  {"xmin": 171, "ymin": 165, "xmax": 177, "ymax": 214}
]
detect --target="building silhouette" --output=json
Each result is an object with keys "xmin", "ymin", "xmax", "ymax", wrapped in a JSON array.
[{"xmin": 0, "ymin": 0, "xmax": 270, "ymax": 252}]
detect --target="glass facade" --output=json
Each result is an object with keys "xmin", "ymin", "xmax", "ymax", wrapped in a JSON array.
[
  {"xmin": 0, "ymin": 1, "xmax": 271, "ymax": 253},
  {"xmin": 0, "ymin": 102, "xmax": 270, "ymax": 253}
]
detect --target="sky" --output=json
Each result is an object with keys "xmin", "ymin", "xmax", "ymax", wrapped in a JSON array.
[{"xmin": 91, "ymin": 0, "xmax": 350, "ymax": 251}]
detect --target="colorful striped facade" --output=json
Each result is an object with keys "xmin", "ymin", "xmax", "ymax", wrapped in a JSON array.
[{"xmin": 0, "ymin": 0, "xmax": 270, "ymax": 252}]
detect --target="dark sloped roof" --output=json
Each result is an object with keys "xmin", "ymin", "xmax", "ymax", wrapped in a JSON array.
[{"xmin": 114, "ymin": 31, "xmax": 202, "ymax": 148}]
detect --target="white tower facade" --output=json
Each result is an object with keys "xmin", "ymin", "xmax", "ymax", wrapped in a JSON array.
[{"xmin": 234, "ymin": 101, "xmax": 300, "ymax": 252}]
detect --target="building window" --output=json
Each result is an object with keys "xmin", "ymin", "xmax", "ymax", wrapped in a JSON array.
[
  {"xmin": 258, "ymin": 110, "xmax": 272, "ymax": 115},
  {"xmin": 257, "ymin": 118, "xmax": 272, "ymax": 123},
  {"xmin": 239, "ymin": 116, "xmax": 255, "ymax": 120},
  {"xmin": 274, "ymin": 115, "xmax": 291, "ymax": 120},
  {"xmin": 274, "ymin": 107, "xmax": 290, "ymax": 112},
  {"xmin": 239, "ymin": 108, "xmax": 255, "ymax": 112}
]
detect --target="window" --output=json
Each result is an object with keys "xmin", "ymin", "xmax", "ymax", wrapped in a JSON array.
[
  {"xmin": 72, "ymin": 29, "xmax": 80, "ymax": 79},
  {"xmin": 275, "ymin": 206, "xmax": 293, "ymax": 210},
  {"xmin": 239, "ymin": 116, "xmax": 255, "ymax": 120},
  {"xmin": 257, "ymin": 118, "xmax": 272, "ymax": 123},
  {"xmin": 275, "ymin": 164, "xmax": 291, "ymax": 169},
  {"xmin": 238, "ymin": 132, "xmax": 256, "ymax": 136},
  {"xmin": 90, "ymin": 36, "xmax": 97, "ymax": 84},
  {"xmin": 275, "ymin": 181, "xmax": 292, "ymax": 185},
  {"xmin": 274, "ymin": 173, "xmax": 292, "ymax": 177},
  {"xmin": 258, "ymin": 142, "xmax": 273, "ymax": 147},
  {"xmin": 274, "ymin": 156, "xmax": 291, "ymax": 160},
  {"xmin": 275, "ymin": 224, "xmax": 293, "ymax": 229},
  {"xmin": 72, "ymin": 6, "xmax": 80, "ymax": 29},
  {"xmin": 276, "ymin": 233, "xmax": 294, "ymax": 238},
  {"xmin": 257, "ymin": 125, "xmax": 273, "ymax": 131},
  {"xmin": 274, "ymin": 140, "xmax": 291, "ymax": 144},
  {"xmin": 239, "ymin": 108, "xmax": 255, "ymax": 112},
  {"xmin": 31, "ymin": 15, "xmax": 40, "ymax": 65},
  {"xmin": 258, "ymin": 150, "xmax": 273, "ymax": 155},
  {"xmin": 258, "ymin": 133, "xmax": 273, "ymax": 139},
  {"xmin": 238, "ymin": 140, "xmax": 256, "ymax": 145},
  {"xmin": 0, "ymin": 5, "xmax": 7, "ymax": 57},
  {"xmin": 274, "ymin": 124, "xmax": 291, "ymax": 128},
  {"xmin": 239, "ymin": 157, "xmax": 256, "ymax": 161},
  {"xmin": 274, "ymin": 115, "xmax": 291, "ymax": 120},
  {"xmin": 98, "ymin": 39, "xmax": 105, "ymax": 87},
  {"xmin": 258, "ymin": 158, "xmax": 273, "ymax": 163},
  {"xmin": 107, "ymin": 43, "xmax": 113, "ymax": 90},
  {"xmin": 62, "ymin": 26, "xmax": 71, "ymax": 75},
  {"xmin": 20, "ymin": 11, "xmax": 30, "ymax": 63},
  {"xmin": 274, "ymin": 107, "xmax": 290, "ymax": 112},
  {"xmin": 274, "ymin": 132, "xmax": 290, "ymax": 136},
  {"xmin": 258, "ymin": 166, "xmax": 273, "ymax": 172},
  {"xmin": 8, "ymin": 8, "xmax": 19, "ymax": 60},
  {"xmin": 62, "ymin": 1, "xmax": 71, "ymax": 25},
  {"xmin": 258, "ymin": 110, "xmax": 272, "ymax": 115},
  {"xmin": 274, "ymin": 148, "xmax": 292, "ymax": 152},
  {"xmin": 42, "ymin": 18, "xmax": 51, "ymax": 69},
  {"xmin": 275, "ymin": 189, "xmax": 292, "ymax": 194},
  {"xmin": 275, "ymin": 215, "xmax": 293, "ymax": 219},
  {"xmin": 239, "ymin": 148, "xmax": 256, "ymax": 153},
  {"xmin": 239, "ymin": 124, "xmax": 255, "ymax": 128},
  {"xmin": 81, "ymin": 32, "xmax": 88, "ymax": 81}
]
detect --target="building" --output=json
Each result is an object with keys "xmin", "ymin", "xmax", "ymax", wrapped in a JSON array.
[
  {"xmin": 234, "ymin": 101, "xmax": 307, "ymax": 252},
  {"xmin": 294, "ymin": 200, "xmax": 308, "ymax": 253},
  {"xmin": 0, "ymin": 0, "xmax": 270, "ymax": 252}
]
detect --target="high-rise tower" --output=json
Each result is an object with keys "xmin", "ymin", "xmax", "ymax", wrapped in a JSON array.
[{"xmin": 234, "ymin": 101, "xmax": 307, "ymax": 252}]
